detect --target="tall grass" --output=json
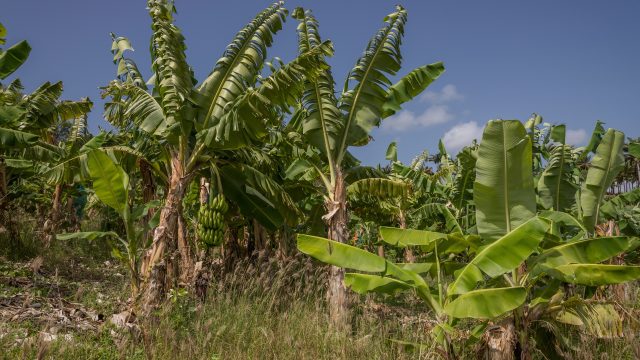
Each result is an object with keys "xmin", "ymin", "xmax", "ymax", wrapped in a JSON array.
[{"xmin": 1, "ymin": 232, "xmax": 639, "ymax": 359}]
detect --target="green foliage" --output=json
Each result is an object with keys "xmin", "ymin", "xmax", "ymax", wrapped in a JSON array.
[
  {"xmin": 444, "ymin": 287, "xmax": 527, "ymax": 319},
  {"xmin": 474, "ymin": 120, "xmax": 536, "ymax": 241},
  {"xmin": 580, "ymin": 129, "xmax": 626, "ymax": 232},
  {"xmin": 448, "ymin": 217, "xmax": 551, "ymax": 294},
  {"xmin": 87, "ymin": 150, "xmax": 129, "ymax": 218},
  {"xmin": 538, "ymin": 144, "xmax": 577, "ymax": 212},
  {"xmin": 0, "ymin": 22, "xmax": 31, "ymax": 79}
]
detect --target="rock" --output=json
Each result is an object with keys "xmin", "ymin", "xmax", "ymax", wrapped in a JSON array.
[
  {"xmin": 110, "ymin": 310, "xmax": 134, "ymax": 328},
  {"xmin": 40, "ymin": 332, "xmax": 73, "ymax": 343}
]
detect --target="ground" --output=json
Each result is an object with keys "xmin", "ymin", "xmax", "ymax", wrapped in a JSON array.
[{"xmin": 1, "ymin": 235, "xmax": 639, "ymax": 359}]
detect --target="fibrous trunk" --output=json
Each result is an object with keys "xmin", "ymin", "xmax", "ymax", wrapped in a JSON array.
[
  {"xmin": 399, "ymin": 211, "xmax": 415, "ymax": 263},
  {"xmin": 44, "ymin": 183, "xmax": 64, "ymax": 247},
  {"xmin": 253, "ymin": 219, "xmax": 268, "ymax": 253},
  {"xmin": 139, "ymin": 159, "xmax": 157, "ymax": 229},
  {"xmin": 483, "ymin": 319, "xmax": 516, "ymax": 360},
  {"xmin": 0, "ymin": 158, "xmax": 15, "ymax": 240},
  {"xmin": 325, "ymin": 170, "xmax": 350, "ymax": 328},
  {"xmin": 138, "ymin": 156, "xmax": 189, "ymax": 316}
]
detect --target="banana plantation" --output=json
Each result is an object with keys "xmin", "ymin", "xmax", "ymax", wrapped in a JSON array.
[{"xmin": 1, "ymin": 1, "xmax": 639, "ymax": 359}]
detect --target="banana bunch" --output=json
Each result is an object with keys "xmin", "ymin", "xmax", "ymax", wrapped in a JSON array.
[{"xmin": 198, "ymin": 194, "xmax": 228, "ymax": 247}]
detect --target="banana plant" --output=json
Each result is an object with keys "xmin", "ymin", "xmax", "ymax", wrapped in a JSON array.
[
  {"xmin": 0, "ymin": 23, "xmax": 31, "ymax": 80},
  {"xmin": 347, "ymin": 142, "xmax": 463, "ymax": 261},
  {"xmin": 1, "ymin": 76, "xmax": 92, "ymax": 241},
  {"xmin": 289, "ymin": 6, "xmax": 445, "ymax": 325},
  {"xmin": 103, "ymin": 0, "xmax": 332, "ymax": 312},
  {"xmin": 57, "ymin": 150, "xmax": 160, "ymax": 296},
  {"xmin": 298, "ymin": 119, "xmax": 640, "ymax": 358},
  {"xmin": 599, "ymin": 188, "xmax": 640, "ymax": 236},
  {"xmin": 537, "ymin": 124, "xmax": 579, "ymax": 212},
  {"xmin": 456, "ymin": 119, "xmax": 639, "ymax": 359},
  {"xmin": 580, "ymin": 128, "xmax": 626, "ymax": 233}
]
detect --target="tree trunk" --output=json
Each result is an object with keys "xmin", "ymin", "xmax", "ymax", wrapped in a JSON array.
[
  {"xmin": 399, "ymin": 210, "xmax": 415, "ymax": 263},
  {"xmin": 66, "ymin": 194, "xmax": 79, "ymax": 231},
  {"xmin": 139, "ymin": 159, "xmax": 157, "ymax": 237},
  {"xmin": 377, "ymin": 245, "xmax": 385, "ymax": 258},
  {"xmin": 253, "ymin": 219, "xmax": 267, "ymax": 252},
  {"xmin": 44, "ymin": 183, "xmax": 64, "ymax": 247},
  {"xmin": 138, "ymin": 156, "xmax": 190, "ymax": 316},
  {"xmin": 325, "ymin": 170, "xmax": 350, "ymax": 328},
  {"xmin": 0, "ymin": 158, "xmax": 6, "ymax": 210},
  {"xmin": 223, "ymin": 226, "xmax": 241, "ymax": 272},
  {"xmin": 483, "ymin": 319, "xmax": 516, "ymax": 360},
  {"xmin": 246, "ymin": 224, "xmax": 255, "ymax": 258},
  {"xmin": 276, "ymin": 227, "xmax": 292, "ymax": 258},
  {"xmin": 0, "ymin": 158, "xmax": 7, "ymax": 229},
  {"xmin": 0, "ymin": 158, "xmax": 16, "ymax": 242},
  {"xmin": 51, "ymin": 184, "xmax": 63, "ymax": 224},
  {"xmin": 177, "ymin": 214, "xmax": 192, "ymax": 283}
]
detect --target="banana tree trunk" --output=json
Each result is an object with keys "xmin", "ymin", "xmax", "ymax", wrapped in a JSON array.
[
  {"xmin": 399, "ymin": 210, "xmax": 415, "ymax": 263},
  {"xmin": 178, "ymin": 214, "xmax": 192, "ymax": 282},
  {"xmin": 483, "ymin": 319, "xmax": 517, "ymax": 360},
  {"xmin": 223, "ymin": 226, "xmax": 241, "ymax": 272},
  {"xmin": 0, "ymin": 158, "xmax": 14, "ymax": 240},
  {"xmin": 139, "ymin": 155, "xmax": 190, "ymax": 315},
  {"xmin": 139, "ymin": 159, "xmax": 157, "ymax": 228},
  {"xmin": 253, "ymin": 219, "xmax": 267, "ymax": 252},
  {"xmin": 51, "ymin": 183, "xmax": 63, "ymax": 223},
  {"xmin": 0, "ymin": 158, "xmax": 6, "ymax": 209},
  {"xmin": 44, "ymin": 183, "xmax": 65, "ymax": 247},
  {"xmin": 325, "ymin": 170, "xmax": 350, "ymax": 328}
]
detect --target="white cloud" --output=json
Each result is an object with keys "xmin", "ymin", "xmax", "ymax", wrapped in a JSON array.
[
  {"xmin": 383, "ymin": 105, "xmax": 453, "ymax": 132},
  {"xmin": 421, "ymin": 84, "xmax": 463, "ymax": 104},
  {"xmin": 383, "ymin": 84, "xmax": 463, "ymax": 132},
  {"xmin": 442, "ymin": 121, "xmax": 484, "ymax": 152},
  {"xmin": 566, "ymin": 128, "xmax": 587, "ymax": 145}
]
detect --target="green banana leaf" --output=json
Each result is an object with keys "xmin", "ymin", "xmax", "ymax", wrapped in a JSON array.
[
  {"xmin": 86, "ymin": 150, "xmax": 129, "ymax": 218},
  {"xmin": 344, "ymin": 273, "xmax": 412, "ymax": 295},
  {"xmin": 220, "ymin": 165, "xmax": 288, "ymax": 231},
  {"xmin": 550, "ymin": 124, "xmax": 566, "ymax": 143},
  {"xmin": 381, "ymin": 62, "xmax": 445, "ymax": 118},
  {"xmin": 379, "ymin": 226, "xmax": 447, "ymax": 248},
  {"xmin": 0, "ymin": 40, "xmax": 31, "ymax": 79},
  {"xmin": 385, "ymin": 141, "xmax": 398, "ymax": 162},
  {"xmin": 629, "ymin": 142, "xmax": 640, "ymax": 159},
  {"xmin": 297, "ymin": 234, "xmax": 428, "ymax": 288},
  {"xmin": 578, "ymin": 120, "xmax": 606, "ymax": 161},
  {"xmin": 474, "ymin": 120, "xmax": 536, "ymax": 242},
  {"xmin": 57, "ymin": 231, "xmax": 121, "ymax": 242},
  {"xmin": 297, "ymin": 234, "xmax": 386, "ymax": 272},
  {"xmin": 548, "ymin": 264, "xmax": 640, "ymax": 285},
  {"xmin": 397, "ymin": 263, "xmax": 433, "ymax": 274},
  {"xmin": 448, "ymin": 217, "xmax": 550, "ymax": 294},
  {"xmin": 580, "ymin": 129, "xmax": 625, "ymax": 232},
  {"xmin": 347, "ymin": 178, "xmax": 411, "ymax": 200},
  {"xmin": 531, "ymin": 236, "xmax": 633, "ymax": 275},
  {"xmin": 444, "ymin": 287, "xmax": 526, "ymax": 319},
  {"xmin": 538, "ymin": 144, "xmax": 576, "ymax": 212},
  {"xmin": 539, "ymin": 210, "xmax": 586, "ymax": 232},
  {"xmin": 0, "ymin": 127, "xmax": 38, "ymax": 149}
]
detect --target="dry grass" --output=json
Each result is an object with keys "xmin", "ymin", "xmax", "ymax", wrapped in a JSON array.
[{"xmin": 1, "ymin": 224, "xmax": 639, "ymax": 359}]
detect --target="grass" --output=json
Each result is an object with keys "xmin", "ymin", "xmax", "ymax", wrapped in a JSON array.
[
  {"xmin": 0, "ymin": 248, "xmax": 447, "ymax": 359},
  {"xmin": 1, "ymin": 216, "xmax": 639, "ymax": 359}
]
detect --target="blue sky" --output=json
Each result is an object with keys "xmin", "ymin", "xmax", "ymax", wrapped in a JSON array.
[{"xmin": 3, "ymin": 1, "xmax": 640, "ymax": 165}]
